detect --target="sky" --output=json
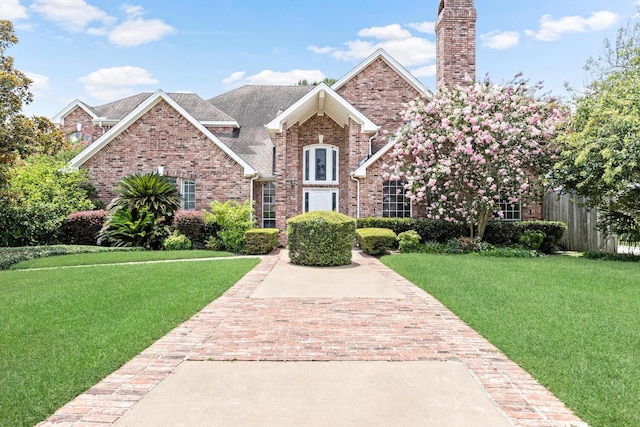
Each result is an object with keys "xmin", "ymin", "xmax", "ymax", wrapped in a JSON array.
[{"xmin": 2, "ymin": 0, "xmax": 640, "ymax": 118}]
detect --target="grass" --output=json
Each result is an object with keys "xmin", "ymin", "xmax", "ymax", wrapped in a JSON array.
[
  {"xmin": 381, "ymin": 253, "xmax": 640, "ymax": 427},
  {"xmin": 10, "ymin": 249, "xmax": 233, "ymax": 269},
  {"xmin": 0, "ymin": 255, "xmax": 259, "ymax": 427}
]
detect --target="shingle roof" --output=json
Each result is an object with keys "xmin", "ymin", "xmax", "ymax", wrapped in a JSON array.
[
  {"xmin": 209, "ymin": 85, "xmax": 313, "ymax": 176},
  {"xmin": 92, "ymin": 92, "xmax": 235, "ymax": 123}
]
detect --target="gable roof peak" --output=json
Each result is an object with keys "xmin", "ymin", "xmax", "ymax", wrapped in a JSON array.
[{"xmin": 331, "ymin": 48, "xmax": 427, "ymax": 95}]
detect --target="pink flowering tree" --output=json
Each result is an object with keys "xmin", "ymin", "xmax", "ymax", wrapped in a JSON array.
[{"xmin": 383, "ymin": 75, "xmax": 568, "ymax": 240}]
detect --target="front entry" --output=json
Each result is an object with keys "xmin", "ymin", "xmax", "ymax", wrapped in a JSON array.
[{"xmin": 304, "ymin": 189, "xmax": 338, "ymax": 212}]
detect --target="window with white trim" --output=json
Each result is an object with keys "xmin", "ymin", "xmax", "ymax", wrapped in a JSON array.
[
  {"xmin": 262, "ymin": 182, "xmax": 276, "ymax": 228},
  {"xmin": 498, "ymin": 200, "xmax": 521, "ymax": 221},
  {"xmin": 167, "ymin": 177, "xmax": 196, "ymax": 210},
  {"xmin": 382, "ymin": 180, "xmax": 411, "ymax": 218},
  {"xmin": 304, "ymin": 145, "xmax": 339, "ymax": 184}
]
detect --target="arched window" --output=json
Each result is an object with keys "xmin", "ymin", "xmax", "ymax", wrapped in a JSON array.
[{"xmin": 303, "ymin": 145, "xmax": 338, "ymax": 184}]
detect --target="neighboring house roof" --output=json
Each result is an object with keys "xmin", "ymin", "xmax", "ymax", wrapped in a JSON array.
[
  {"xmin": 67, "ymin": 90, "xmax": 256, "ymax": 176},
  {"xmin": 265, "ymin": 83, "xmax": 379, "ymax": 137},
  {"xmin": 210, "ymin": 85, "xmax": 313, "ymax": 177},
  {"xmin": 52, "ymin": 100, "xmax": 99, "ymax": 123},
  {"xmin": 332, "ymin": 48, "xmax": 429, "ymax": 96},
  {"xmin": 54, "ymin": 92, "xmax": 238, "ymax": 127}
]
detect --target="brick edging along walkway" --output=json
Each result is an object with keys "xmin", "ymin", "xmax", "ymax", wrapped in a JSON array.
[{"xmin": 39, "ymin": 249, "xmax": 587, "ymax": 427}]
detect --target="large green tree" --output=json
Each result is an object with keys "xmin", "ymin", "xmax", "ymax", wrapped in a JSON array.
[
  {"xmin": 552, "ymin": 20, "xmax": 640, "ymax": 243},
  {"xmin": 0, "ymin": 20, "xmax": 67, "ymax": 192}
]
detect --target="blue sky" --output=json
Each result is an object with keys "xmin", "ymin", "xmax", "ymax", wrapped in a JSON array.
[{"xmin": 2, "ymin": 0, "xmax": 639, "ymax": 118}]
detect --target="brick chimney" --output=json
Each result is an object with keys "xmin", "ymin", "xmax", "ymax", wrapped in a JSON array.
[{"xmin": 435, "ymin": 0, "xmax": 477, "ymax": 89}]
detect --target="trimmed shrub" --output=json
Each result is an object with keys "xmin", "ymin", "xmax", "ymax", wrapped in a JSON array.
[
  {"xmin": 205, "ymin": 236, "xmax": 223, "ymax": 251},
  {"xmin": 517, "ymin": 221, "xmax": 567, "ymax": 254},
  {"xmin": 519, "ymin": 229, "xmax": 545, "ymax": 250},
  {"xmin": 62, "ymin": 210, "xmax": 108, "ymax": 245},
  {"xmin": 163, "ymin": 231, "xmax": 192, "ymax": 250},
  {"xmin": 397, "ymin": 230, "xmax": 422, "ymax": 253},
  {"xmin": 356, "ymin": 228, "xmax": 396, "ymax": 255},
  {"xmin": 356, "ymin": 217, "xmax": 466, "ymax": 243},
  {"xmin": 173, "ymin": 210, "xmax": 206, "ymax": 246},
  {"xmin": 287, "ymin": 211, "xmax": 356, "ymax": 266},
  {"xmin": 244, "ymin": 228, "xmax": 279, "ymax": 255}
]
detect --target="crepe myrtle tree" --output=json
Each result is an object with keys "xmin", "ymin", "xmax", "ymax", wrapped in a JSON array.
[{"xmin": 383, "ymin": 74, "xmax": 568, "ymax": 240}]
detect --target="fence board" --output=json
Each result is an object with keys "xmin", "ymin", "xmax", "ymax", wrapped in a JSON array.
[{"xmin": 542, "ymin": 192, "xmax": 618, "ymax": 253}]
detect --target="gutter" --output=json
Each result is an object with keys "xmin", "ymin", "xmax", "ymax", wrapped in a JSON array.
[{"xmin": 350, "ymin": 172, "xmax": 361, "ymax": 218}]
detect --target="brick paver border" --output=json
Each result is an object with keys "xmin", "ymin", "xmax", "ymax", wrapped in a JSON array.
[{"xmin": 38, "ymin": 250, "xmax": 587, "ymax": 427}]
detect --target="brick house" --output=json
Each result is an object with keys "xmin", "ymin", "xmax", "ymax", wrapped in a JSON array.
[{"xmin": 54, "ymin": 0, "xmax": 540, "ymax": 232}]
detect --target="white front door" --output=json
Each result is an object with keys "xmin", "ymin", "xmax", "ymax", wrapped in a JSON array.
[{"xmin": 304, "ymin": 189, "xmax": 337, "ymax": 212}]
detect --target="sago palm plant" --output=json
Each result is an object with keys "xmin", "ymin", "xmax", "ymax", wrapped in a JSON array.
[
  {"xmin": 101, "ymin": 172, "xmax": 181, "ymax": 249},
  {"xmin": 107, "ymin": 172, "xmax": 181, "ymax": 225}
]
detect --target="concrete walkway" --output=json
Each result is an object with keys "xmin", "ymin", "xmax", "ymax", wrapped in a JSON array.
[{"xmin": 38, "ymin": 250, "xmax": 587, "ymax": 427}]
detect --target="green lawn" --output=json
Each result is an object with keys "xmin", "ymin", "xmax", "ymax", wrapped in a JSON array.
[
  {"xmin": 381, "ymin": 253, "xmax": 640, "ymax": 427},
  {"xmin": 0, "ymin": 255, "xmax": 259, "ymax": 427},
  {"xmin": 10, "ymin": 249, "xmax": 233, "ymax": 269}
]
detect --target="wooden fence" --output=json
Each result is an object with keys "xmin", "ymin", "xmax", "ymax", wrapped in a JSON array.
[{"xmin": 542, "ymin": 192, "xmax": 618, "ymax": 253}]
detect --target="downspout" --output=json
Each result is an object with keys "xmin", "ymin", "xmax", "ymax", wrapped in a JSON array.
[
  {"xmin": 368, "ymin": 131, "xmax": 378, "ymax": 157},
  {"xmin": 248, "ymin": 173, "xmax": 259, "ymax": 222},
  {"xmin": 350, "ymin": 172, "xmax": 361, "ymax": 218}
]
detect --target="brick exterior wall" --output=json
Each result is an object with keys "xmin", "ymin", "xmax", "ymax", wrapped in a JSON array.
[
  {"xmin": 60, "ymin": 108, "xmax": 104, "ymax": 146},
  {"xmin": 436, "ymin": 0, "xmax": 477, "ymax": 89},
  {"xmin": 336, "ymin": 57, "xmax": 422, "ymax": 153},
  {"xmin": 76, "ymin": 100, "xmax": 250, "ymax": 209}
]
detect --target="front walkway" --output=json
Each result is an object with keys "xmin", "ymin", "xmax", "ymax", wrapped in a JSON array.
[{"xmin": 38, "ymin": 249, "xmax": 587, "ymax": 426}]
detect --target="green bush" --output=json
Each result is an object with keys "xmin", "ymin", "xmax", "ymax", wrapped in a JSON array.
[
  {"xmin": 163, "ymin": 231, "xmax": 192, "ymax": 250},
  {"xmin": 356, "ymin": 228, "xmax": 396, "ymax": 255},
  {"xmin": 519, "ymin": 229, "xmax": 545, "ymax": 250},
  {"xmin": 287, "ymin": 211, "xmax": 355, "ymax": 266},
  {"xmin": 517, "ymin": 221, "xmax": 567, "ymax": 254},
  {"xmin": 244, "ymin": 229, "xmax": 279, "ymax": 255},
  {"xmin": 173, "ymin": 210, "xmax": 206, "ymax": 246},
  {"xmin": 397, "ymin": 230, "xmax": 422, "ymax": 253},
  {"xmin": 0, "ymin": 154, "xmax": 96, "ymax": 246},
  {"xmin": 583, "ymin": 251, "xmax": 640, "ymax": 262},
  {"xmin": 205, "ymin": 236, "xmax": 223, "ymax": 251},
  {"xmin": 0, "ymin": 245, "xmax": 142, "ymax": 270},
  {"xmin": 356, "ymin": 217, "xmax": 466, "ymax": 243},
  {"xmin": 204, "ymin": 200, "xmax": 255, "ymax": 253},
  {"xmin": 62, "ymin": 210, "xmax": 108, "ymax": 245}
]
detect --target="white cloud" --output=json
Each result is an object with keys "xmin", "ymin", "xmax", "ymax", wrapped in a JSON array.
[
  {"xmin": 407, "ymin": 21, "xmax": 435, "ymax": 34},
  {"xmin": 481, "ymin": 30, "xmax": 520, "ymax": 50},
  {"xmin": 410, "ymin": 64, "xmax": 436, "ymax": 78},
  {"xmin": 30, "ymin": 0, "xmax": 114, "ymax": 32},
  {"xmin": 0, "ymin": 0, "xmax": 28, "ymax": 20},
  {"xmin": 223, "ymin": 69, "xmax": 326, "ymax": 86},
  {"xmin": 525, "ymin": 10, "xmax": 618, "ymax": 41},
  {"xmin": 108, "ymin": 18, "xmax": 176, "ymax": 47},
  {"xmin": 79, "ymin": 66, "xmax": 158, "ymax": 101},
  {"xmin": 222, "ymin": 71, "xmax": 246, "ymax": 85},
  {"xmin": 25, "ymin": 72, "xmax": 51, "ymax": 97},
  {"xmin": 309, "ymin": 23, "xmax": 436, "ymax": 68}
]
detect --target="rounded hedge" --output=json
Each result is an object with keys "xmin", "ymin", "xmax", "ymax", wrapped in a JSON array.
[{"xmin": 287, "ymin": 211, "xmax": 355, "ymax": 266}]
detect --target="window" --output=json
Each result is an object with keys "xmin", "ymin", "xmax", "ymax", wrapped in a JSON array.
[
  {"xmin": 303, "ymin": 145, "xmax": 339, "ymax": 184},
  {"xmin": 498, "ymin": 200, "xmax": 521, "ymax": 221},
  {"xmin": 181, "ymin": 180, "xmax": 196, "ymax": 210},
  {"xmin": 262, "ymin": 182, "xmax": 276, "ymax": 228},
  {"xmin": 382, "ymin": 180, "xmax": 411, "ymax": 218},
  {"xmin": 167, "ymin": 177, "xmax": 196, "ymax": 210}
]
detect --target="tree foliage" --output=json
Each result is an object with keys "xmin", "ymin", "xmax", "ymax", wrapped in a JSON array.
[
  {"xmin": 0, "ymin": 153, "xmax": 96, "ymax": 246},
  {"xmin": 384, "ymin": 75, "xmax": 568, "ymax": 239},
  {"xmin": 552, "ymin": 25, "xmax": 640, "ymax": 243},
  {"xmin": 0, "ymin": 20, "xmax": 67, "ymax": 194}
]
